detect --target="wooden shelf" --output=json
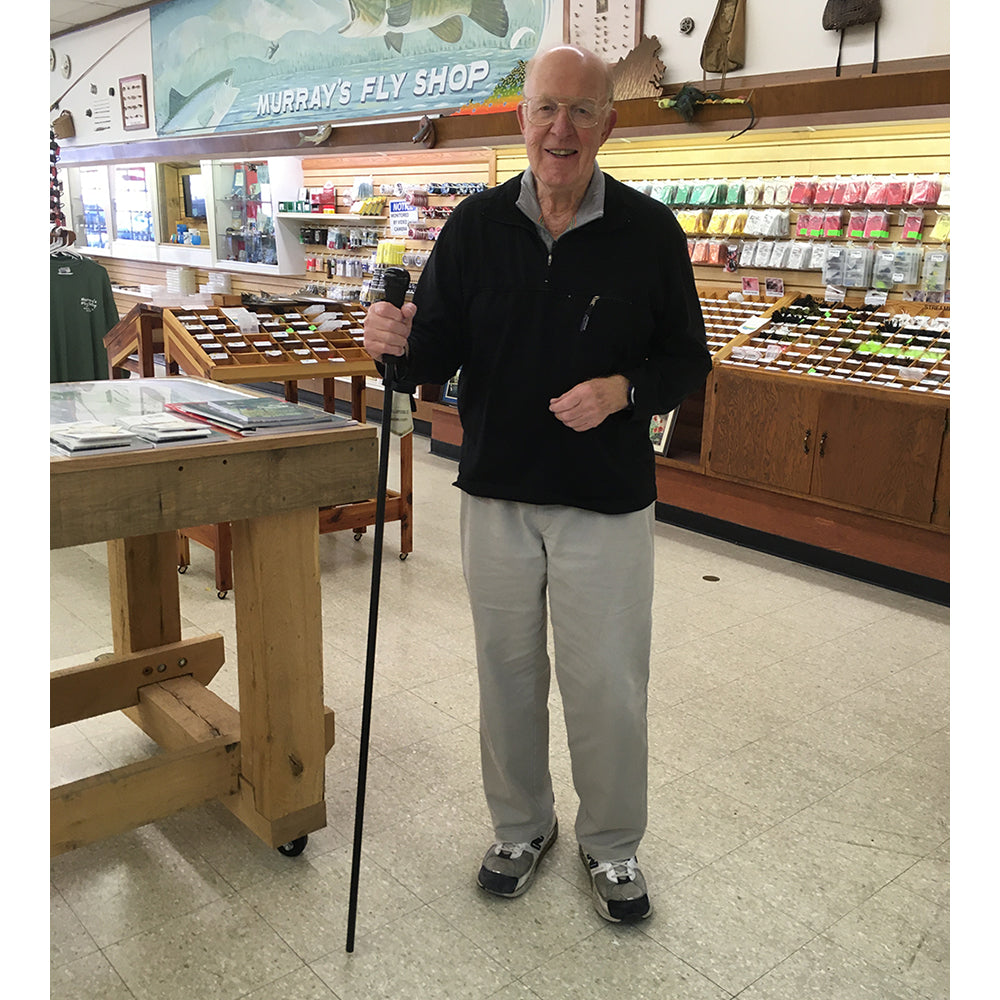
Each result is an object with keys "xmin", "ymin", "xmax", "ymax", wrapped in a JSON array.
[{"xmin": 277, "ymin": 212, "xmax": 388, "ymax": 223}]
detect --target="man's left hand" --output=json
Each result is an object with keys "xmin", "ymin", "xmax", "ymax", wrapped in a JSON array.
[{"xmin": 549, "ymin": 375, "xmax": 630, "ymax": 432}]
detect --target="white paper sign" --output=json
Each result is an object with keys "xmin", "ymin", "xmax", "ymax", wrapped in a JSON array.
[{"xmin": 389, "ymin": 199, "xmax": 417, "ymax": 236}]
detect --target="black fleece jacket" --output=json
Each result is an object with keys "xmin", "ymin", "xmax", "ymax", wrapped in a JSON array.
[{"xmin": 398, "ymin": 171, "xmax": 712, "ymax": 514}]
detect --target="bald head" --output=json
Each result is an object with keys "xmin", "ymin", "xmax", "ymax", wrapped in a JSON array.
[
  {"xmin": 517, "ymin": 44, "xmax": 617, "ymax": 209},
  {"xmin": 524, "ymin": 45, "xmax": 615, "ymax": 105}
]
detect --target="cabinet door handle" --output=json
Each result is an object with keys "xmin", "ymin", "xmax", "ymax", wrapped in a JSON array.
[
  {"xmin": 819, "ymin": 432, "xmax": 827, "ymax": 457},
  {"xmin": 803, "ymin": 428, "xmax": 811, "ymax": 454}
]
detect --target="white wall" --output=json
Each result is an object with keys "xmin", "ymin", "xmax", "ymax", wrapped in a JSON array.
[
  {"xmin": 639, "ymin": 1, "xmax": 948, "ymax": 84},
  {"xmin": 50, "ymin": 1, "xmax": 949, "ymax": 149},
  {"xmin": 50, "ymin": 10, "xmax": 155, "ymax": 148}
]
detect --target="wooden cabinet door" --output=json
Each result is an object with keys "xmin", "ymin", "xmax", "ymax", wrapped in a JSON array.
[
  {"xmin": 811, "ymin": 391, "xmax": 948, "ymax": 523},
  {"xmin": 707, "ymin": 369, "xmax": 820, "ymax": 495},
  {"xmin": 932, "ymin": 414, "xmax": 949, "ymax": 529}
]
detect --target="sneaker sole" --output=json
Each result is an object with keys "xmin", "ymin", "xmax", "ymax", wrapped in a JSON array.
[
  {"xmin": 478, "ymin": 819, "xmax": 558, "ymax": 899},
  {"xmin": 593, "ymin": 896, "xmax": 653, "ymax": 923}
]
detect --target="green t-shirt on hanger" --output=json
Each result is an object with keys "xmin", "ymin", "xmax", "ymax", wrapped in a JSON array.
[{"xmin": 50, "ymin": 254, "xmax": 118, "ymax": 383}]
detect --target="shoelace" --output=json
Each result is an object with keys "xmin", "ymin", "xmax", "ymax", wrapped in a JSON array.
[
  {"xmin": 591, "ymin": 856, "xmax": 639, "ymax": 884},
  {"xmin": 492, "ymin": 841, "xmax": 529, "ymax": 860}
]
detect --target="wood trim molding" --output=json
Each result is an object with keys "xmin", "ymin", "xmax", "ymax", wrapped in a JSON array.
[{"xmin": 56, "ymin": 60, "xmax": 949, "ymax": 167}]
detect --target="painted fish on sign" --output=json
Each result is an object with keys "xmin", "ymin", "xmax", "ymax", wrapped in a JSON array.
[
  {"xmin": 150, "ymin": 0, "xmax": 548, "ymax": 136},
  {"xmin": 340, "ymin": 0, "xmax": 510, "ymax": 52}
]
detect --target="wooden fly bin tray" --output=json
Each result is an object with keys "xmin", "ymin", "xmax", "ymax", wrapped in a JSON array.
[
  {"xmin": 162, "ymin": 304, "xmax": 377, "ymax": 384},
  {"xmin": 698, "ymin": 290, "xmax": 787, "ymax": 358},
  {"xmin": 715, "ymin": 297, "xmax": 950, "ymax": 397}
]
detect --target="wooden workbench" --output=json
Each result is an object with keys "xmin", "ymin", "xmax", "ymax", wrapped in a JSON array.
[
  {"xmin": 50, "ymin": 378, "xmax": 377, "ymax": 855},
  {"xmin": 103, "ymin": 300, "xmax": 413, "ymax": 596}
]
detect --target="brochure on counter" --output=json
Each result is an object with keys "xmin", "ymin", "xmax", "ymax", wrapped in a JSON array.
[
  {"xmin": 50, "ymin": 414, "xmax": 227, "ymax": 455},
  {"xmin": 165, "ymin": 396, "xmax": 358, "ymax": 435},
  {"xmin": 50, "ymin": 421, "xmax": 145, "ymax": 454}
]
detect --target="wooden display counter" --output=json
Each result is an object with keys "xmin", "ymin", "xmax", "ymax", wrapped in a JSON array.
[{"xmin": 50, "ymin": 378, "xmax": 377, "ymax": 855}]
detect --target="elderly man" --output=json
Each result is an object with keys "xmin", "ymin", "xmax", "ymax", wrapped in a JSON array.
[{"xmin": 364, "ymin": 45, "xmax": 710, "ymax": 922}]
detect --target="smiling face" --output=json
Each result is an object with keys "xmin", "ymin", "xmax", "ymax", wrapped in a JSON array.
[{"xmin": 517, "ymin": 46, "xmax": 617, "ymax": 209}]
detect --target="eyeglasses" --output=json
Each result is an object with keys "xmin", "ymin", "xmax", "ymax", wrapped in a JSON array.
[{"xmin": 521, "ymin": 96, "xmax": 610, "ymax": 129}]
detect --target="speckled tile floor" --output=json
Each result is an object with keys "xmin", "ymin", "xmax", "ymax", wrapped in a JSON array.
[{"xmin": 50, "ymin": 436, "xmax": 950, "ymax": 999}]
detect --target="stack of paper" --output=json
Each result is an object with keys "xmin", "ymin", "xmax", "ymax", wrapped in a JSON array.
[{"xmin": 51, "ymin": 421, "xmax": 136, "ymax": 452}]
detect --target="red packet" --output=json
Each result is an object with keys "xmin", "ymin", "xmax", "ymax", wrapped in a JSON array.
[
  {"xmin": 844, "ymin": 176, "xmax": 869, "ymax": 204},
  {"xmin": 902, "ymin": 209, "xmax": 925, "ymax": 241},
  {"xmin": 823, "ymin": 210, "xmax": 845, "ymax": 238},
  {"xmin": 911, "ymin": 176, "xmax": 941, "ymax": 206},
  {"xmin": 790, "ymin": 178, "xmax": 817, "ymax": 205},
  {"xmin": 864, "ymin": 209, "xmax": 891, "ymax": 239},
  {"xmin": 831, "ymin": 177, "xmax": 851, "ymax": 205},
  {"xmin": 847, "ymin": 209, "xmax": 868, "ymax": 238},
  {"xmin": 815, "ymin": 177, "xmax": 837, "ymax": 205},
  {"xmin": 884, "ymin": 177, "xmax": 910, "ymax": 206},
  {"xmin": 865, "ymin": 177, "xmax": 888, "ymax": 206},
  {"xmin": 804, "ymin": 211, "xmax": 825, "ymax": 237}
]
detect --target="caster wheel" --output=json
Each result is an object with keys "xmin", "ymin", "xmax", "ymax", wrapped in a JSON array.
[
  {"xmin": 178, "ymin": 565, "xmax": 188, "ymax": 574},
  {"xmin": 277, "ymin": 835, "xmax": 308, "ymax": 857},
  {"xmin": 399, "ymin": 552, "xmax": 408, "ymax": 561},
  {"xmin": 217, "ymin": 590, "xmax": 228, "ymax": 600}
]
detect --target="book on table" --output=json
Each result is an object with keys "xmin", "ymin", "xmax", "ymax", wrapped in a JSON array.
[
  {"xmin": 166, "ymin": 396, "xmax": 357, "ymax": 434},
  {"xmin": 116, "ymin": 412, "xmax": 215, "ymax": 442}
]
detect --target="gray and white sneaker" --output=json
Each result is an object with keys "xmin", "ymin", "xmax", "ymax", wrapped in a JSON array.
[
  {"xmin": 477, "ymin": 818, "xmax": 558, "ymax": 898},
  {"xmin": 580, "ymin": 847, "xmax": 652, "ymax": 922}
]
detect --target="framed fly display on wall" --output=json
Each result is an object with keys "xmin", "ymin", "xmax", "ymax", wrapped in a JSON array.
[
  {"xmin": 563, "ymin": 0, "xmax": 643, "ymax": 61},
  {"xmin": 119, "ymin": 74, "xmax": 149, "ymax": 131}
]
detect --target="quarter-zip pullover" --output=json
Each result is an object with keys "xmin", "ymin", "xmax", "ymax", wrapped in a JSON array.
[{"xmin": 399, "ymin": 171, "xmax": 712, "ymax": 515}]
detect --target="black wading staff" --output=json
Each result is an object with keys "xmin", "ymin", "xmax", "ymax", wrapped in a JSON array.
[{"xmin": 346, "ymin": 265, "xmax": 411, "ymax": 953}]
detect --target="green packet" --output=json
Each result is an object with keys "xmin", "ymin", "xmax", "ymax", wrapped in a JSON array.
[
  {"xmin": 856, "ymin": 340, "xmax": 895, "ymax": 354},
  {"xmin": 856, "ymin": 340, "xmax": 945, "ymax": 360}
]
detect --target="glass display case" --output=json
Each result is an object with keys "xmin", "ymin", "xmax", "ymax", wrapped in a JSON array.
[
  {"xmin": 64, "ymin": 165, "xmax": 112, "ymax": 249},
  {"xmin": 111, "ymin": 164, "xmax": 157, "ymax": 244},
  {"xmin": 156, "ymin": 161, "xmax": 210, "ymax": 248},
  {"xmin": 210, "ymin": 160, "xmax": 277, "ymax": 267}
]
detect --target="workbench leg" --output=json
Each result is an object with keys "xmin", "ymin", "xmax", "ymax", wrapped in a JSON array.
[
  {"xmin": 108, "ymin": 532, "xmax": 182, "ymax": 654},
  {"xmin": 229, "ymin": 507, "xmax": 327, "ymax": 846}
]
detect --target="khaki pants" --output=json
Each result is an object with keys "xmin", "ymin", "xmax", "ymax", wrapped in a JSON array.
[{"xmin": 460, "ymin": 494, "xmax": 653, "ymax": 860}]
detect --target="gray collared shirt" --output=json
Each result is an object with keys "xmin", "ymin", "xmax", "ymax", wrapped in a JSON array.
[{"xmin": 516, "ymin": 165, "xmax": 606, "ymax": 250}]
